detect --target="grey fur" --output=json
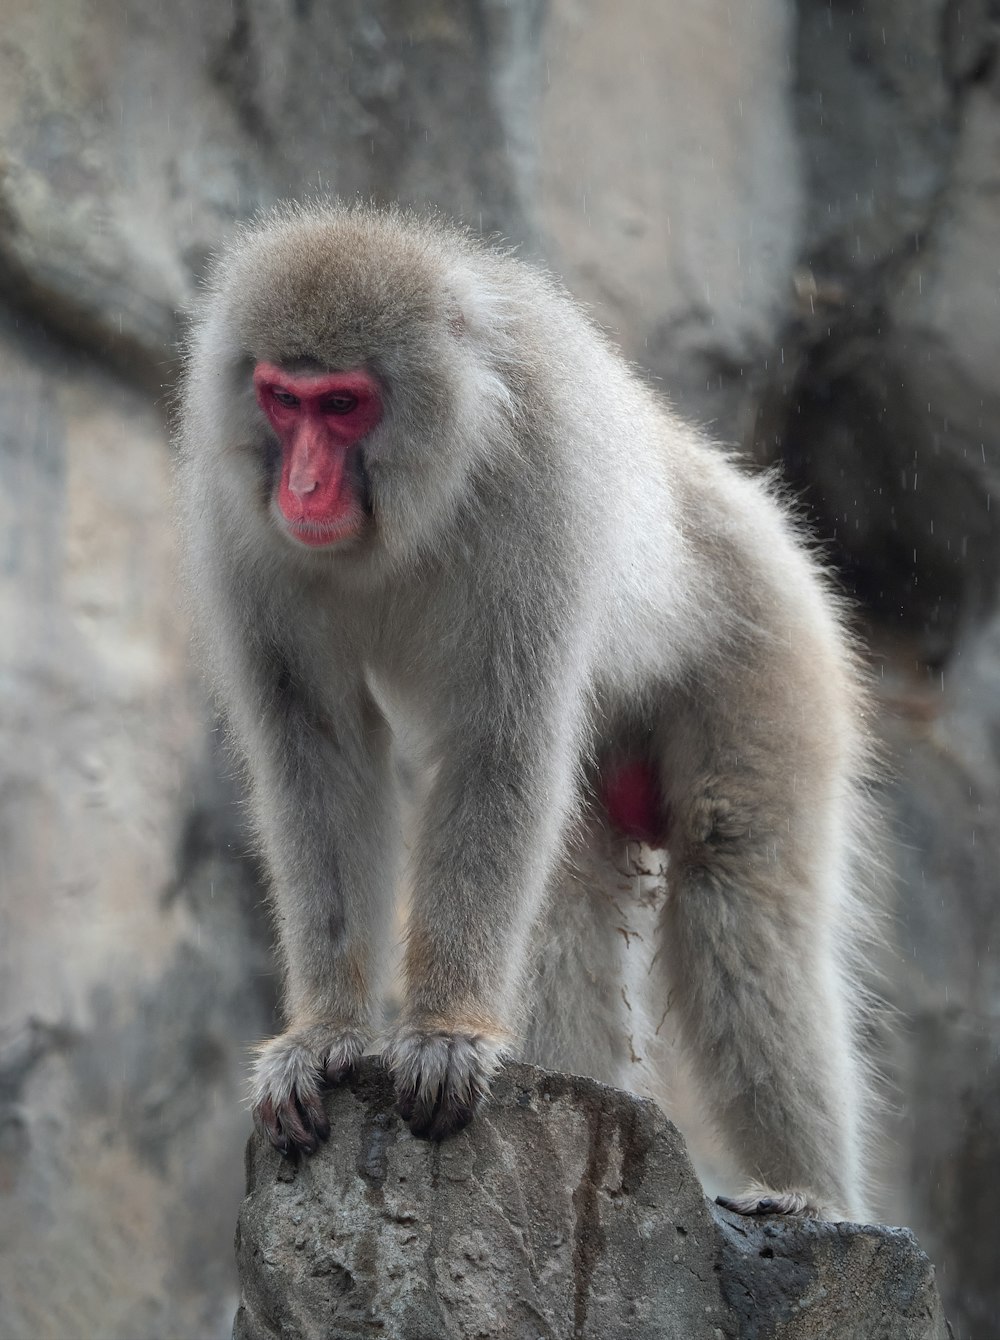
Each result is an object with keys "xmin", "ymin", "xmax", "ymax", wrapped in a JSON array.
[{"xmin": 175, "ymin": 201, "xmax": 877, "ymax": 1216}]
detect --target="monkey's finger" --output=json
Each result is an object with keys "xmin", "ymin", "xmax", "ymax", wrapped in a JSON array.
[
  {"xmin": 255, "ymin": 1090, "xmax": 325, "ymax": 1157},
  {"xmin": 716, "ymin": 1191, "xmax": 808, "ymax": 1217},
  {"xmin": 296, "ymin": 1088, "xmax": 332, "ymax": 1145},
  {"xmin": 425, "ymin": 1087, "xmax": 479, "ymax": 1141},
  {"xmin": 424, "ymin": 1035, "xmax": 490, "ymax": 1138},
  {"xmin": 256, "ymin": 1097, "xmax": 291, "ymax": 1156},
  {"xmin": 401, "ymin": 1081, "xmax": 443, "ymax": 1138},
  {"xmin": 717, "ymin": 1194, "xmax": 757, "ymax": 1214},
  {"xmin": 406, "ymin": 1069, "xmax": 482, "ymax": 1139},
  {"xmin": 275, "ymin": 1097, "xmax": 321, "ymax": 1155}
]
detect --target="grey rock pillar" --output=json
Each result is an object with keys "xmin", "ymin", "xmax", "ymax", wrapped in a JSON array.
[{"xmin": 234, "ymin": 1060, "xmax": 949, "ymax": 1340}]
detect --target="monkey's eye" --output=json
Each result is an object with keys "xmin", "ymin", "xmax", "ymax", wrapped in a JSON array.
[
  {"xmin": 271, "ymin": 389, "xmax": 300, "ymax": 409},
  {"xmin": 321, "ymin": 394, "xmax": 359, "ymax": 415}
]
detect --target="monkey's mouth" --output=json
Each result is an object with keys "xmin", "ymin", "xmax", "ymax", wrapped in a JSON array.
[
  {"xmin": 271, "ymin": 451, "xmax": 373, "ymax": 550},
  {"xmin": 277, "ymin": 505, "xmax": 368, "ymax": 549}
]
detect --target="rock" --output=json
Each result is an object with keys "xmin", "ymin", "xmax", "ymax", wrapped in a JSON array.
[
  {"xmin": 233, "ymin": 1060, "xmax": 949, "ymax": 1340},
  {"xmin": 0, "ymin": 0, "xmax": 545, "ymax": 391},
  {"xmin": 0, "ymin": 306, "xmax": 275, "ymax": 1340},
  {"xmin": 535, "ymin": 0, "xmax": 801, "ymax": 435},
  {"xmin": 744, "ymin": 9, "xmax": 1000, "ymax": 1331}
]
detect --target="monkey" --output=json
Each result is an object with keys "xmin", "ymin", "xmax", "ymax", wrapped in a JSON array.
[{"xmin": 175, "ymin": 201, "xmax": 876, "ymax": 1221}]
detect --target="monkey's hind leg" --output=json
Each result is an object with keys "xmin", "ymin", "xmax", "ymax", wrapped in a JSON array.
[
  {"xmin": 518, "ymin": 818, "xmax": 669, "ymax": 1100},
  {"xmin": 658, "ymin": 692, "xmax": 871, "ymax": 1222}
]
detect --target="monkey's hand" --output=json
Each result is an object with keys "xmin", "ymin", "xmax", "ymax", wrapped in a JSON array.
[
  {"xmin": 385, "ymin": 1023, "xmax": 508, "ymax": 1140},
  {"xmin": 715, "ymin": 1186, "xmax": 850, "ymax": 1221},
  {"xmin": 250, "ymin": 1026, "xmax": 366, "ymax": 1156}
]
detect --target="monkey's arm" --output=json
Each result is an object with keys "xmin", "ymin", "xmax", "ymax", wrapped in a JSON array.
[
  {"xmin": 387, "ymin": 643, "xmax": 585, "ymax": 1139},
  {"xmin": 226, "ymin": 632, "xmax": 400, "ymax": 1155}
]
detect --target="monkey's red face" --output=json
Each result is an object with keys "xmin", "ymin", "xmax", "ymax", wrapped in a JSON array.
[{"xmin": 253, "ymin": 363, "xmax": 383, "ymax": 548}]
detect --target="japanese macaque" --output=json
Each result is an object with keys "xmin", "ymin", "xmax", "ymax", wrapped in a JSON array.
[{"xmin": 175, "ymin": 201, "xmax": 877, "ymax": 1221}]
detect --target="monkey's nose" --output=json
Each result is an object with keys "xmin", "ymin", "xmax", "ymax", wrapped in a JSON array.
[{"xmin": 288, "ymin": 467, "xmax": 319, "ymax": 499}]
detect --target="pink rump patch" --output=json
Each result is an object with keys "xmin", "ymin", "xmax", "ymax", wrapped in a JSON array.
[{"xmin": 600, "ymin": 759, "xmax": 669, "ymax": 846}]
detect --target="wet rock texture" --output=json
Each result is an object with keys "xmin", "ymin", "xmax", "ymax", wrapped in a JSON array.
[
  {"xmin": 1, "ymin": 0, "xmax": 999, "ymax": 1335},
  {"xmin": 234, "ymin": 1061, "xmax": 949, "ymax": 1340}
]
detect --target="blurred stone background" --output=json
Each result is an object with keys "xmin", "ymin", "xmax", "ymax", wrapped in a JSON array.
[{"xmin": 0, "ymin": 1, "xmax": 997, "ymax": 1335}]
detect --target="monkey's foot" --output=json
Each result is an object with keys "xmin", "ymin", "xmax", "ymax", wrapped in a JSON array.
[
  {"xmin": 715, "ymin": 1186, "xmax": 847, "ymax": 1220},
  {"xmin": 250, "ymin": 1026, "xmax": 365, "ymax": 1157},
  {"xmin": 385, "ymin": 1025, "xmax": 507, "ymax": 1141}
]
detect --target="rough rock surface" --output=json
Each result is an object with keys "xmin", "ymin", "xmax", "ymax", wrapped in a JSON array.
[
  {"xmin": 234, "ymin": 1061, "xmax": 949, "ymax": 1340},
  {"xmin": 0, "ymin": 305, "xmax": 277, "ymax": 1339}
]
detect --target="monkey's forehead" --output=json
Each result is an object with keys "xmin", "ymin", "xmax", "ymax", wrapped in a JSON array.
[{"xmin": 212, "ymin": 209, "xmax": 461, "ymax": 359}]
